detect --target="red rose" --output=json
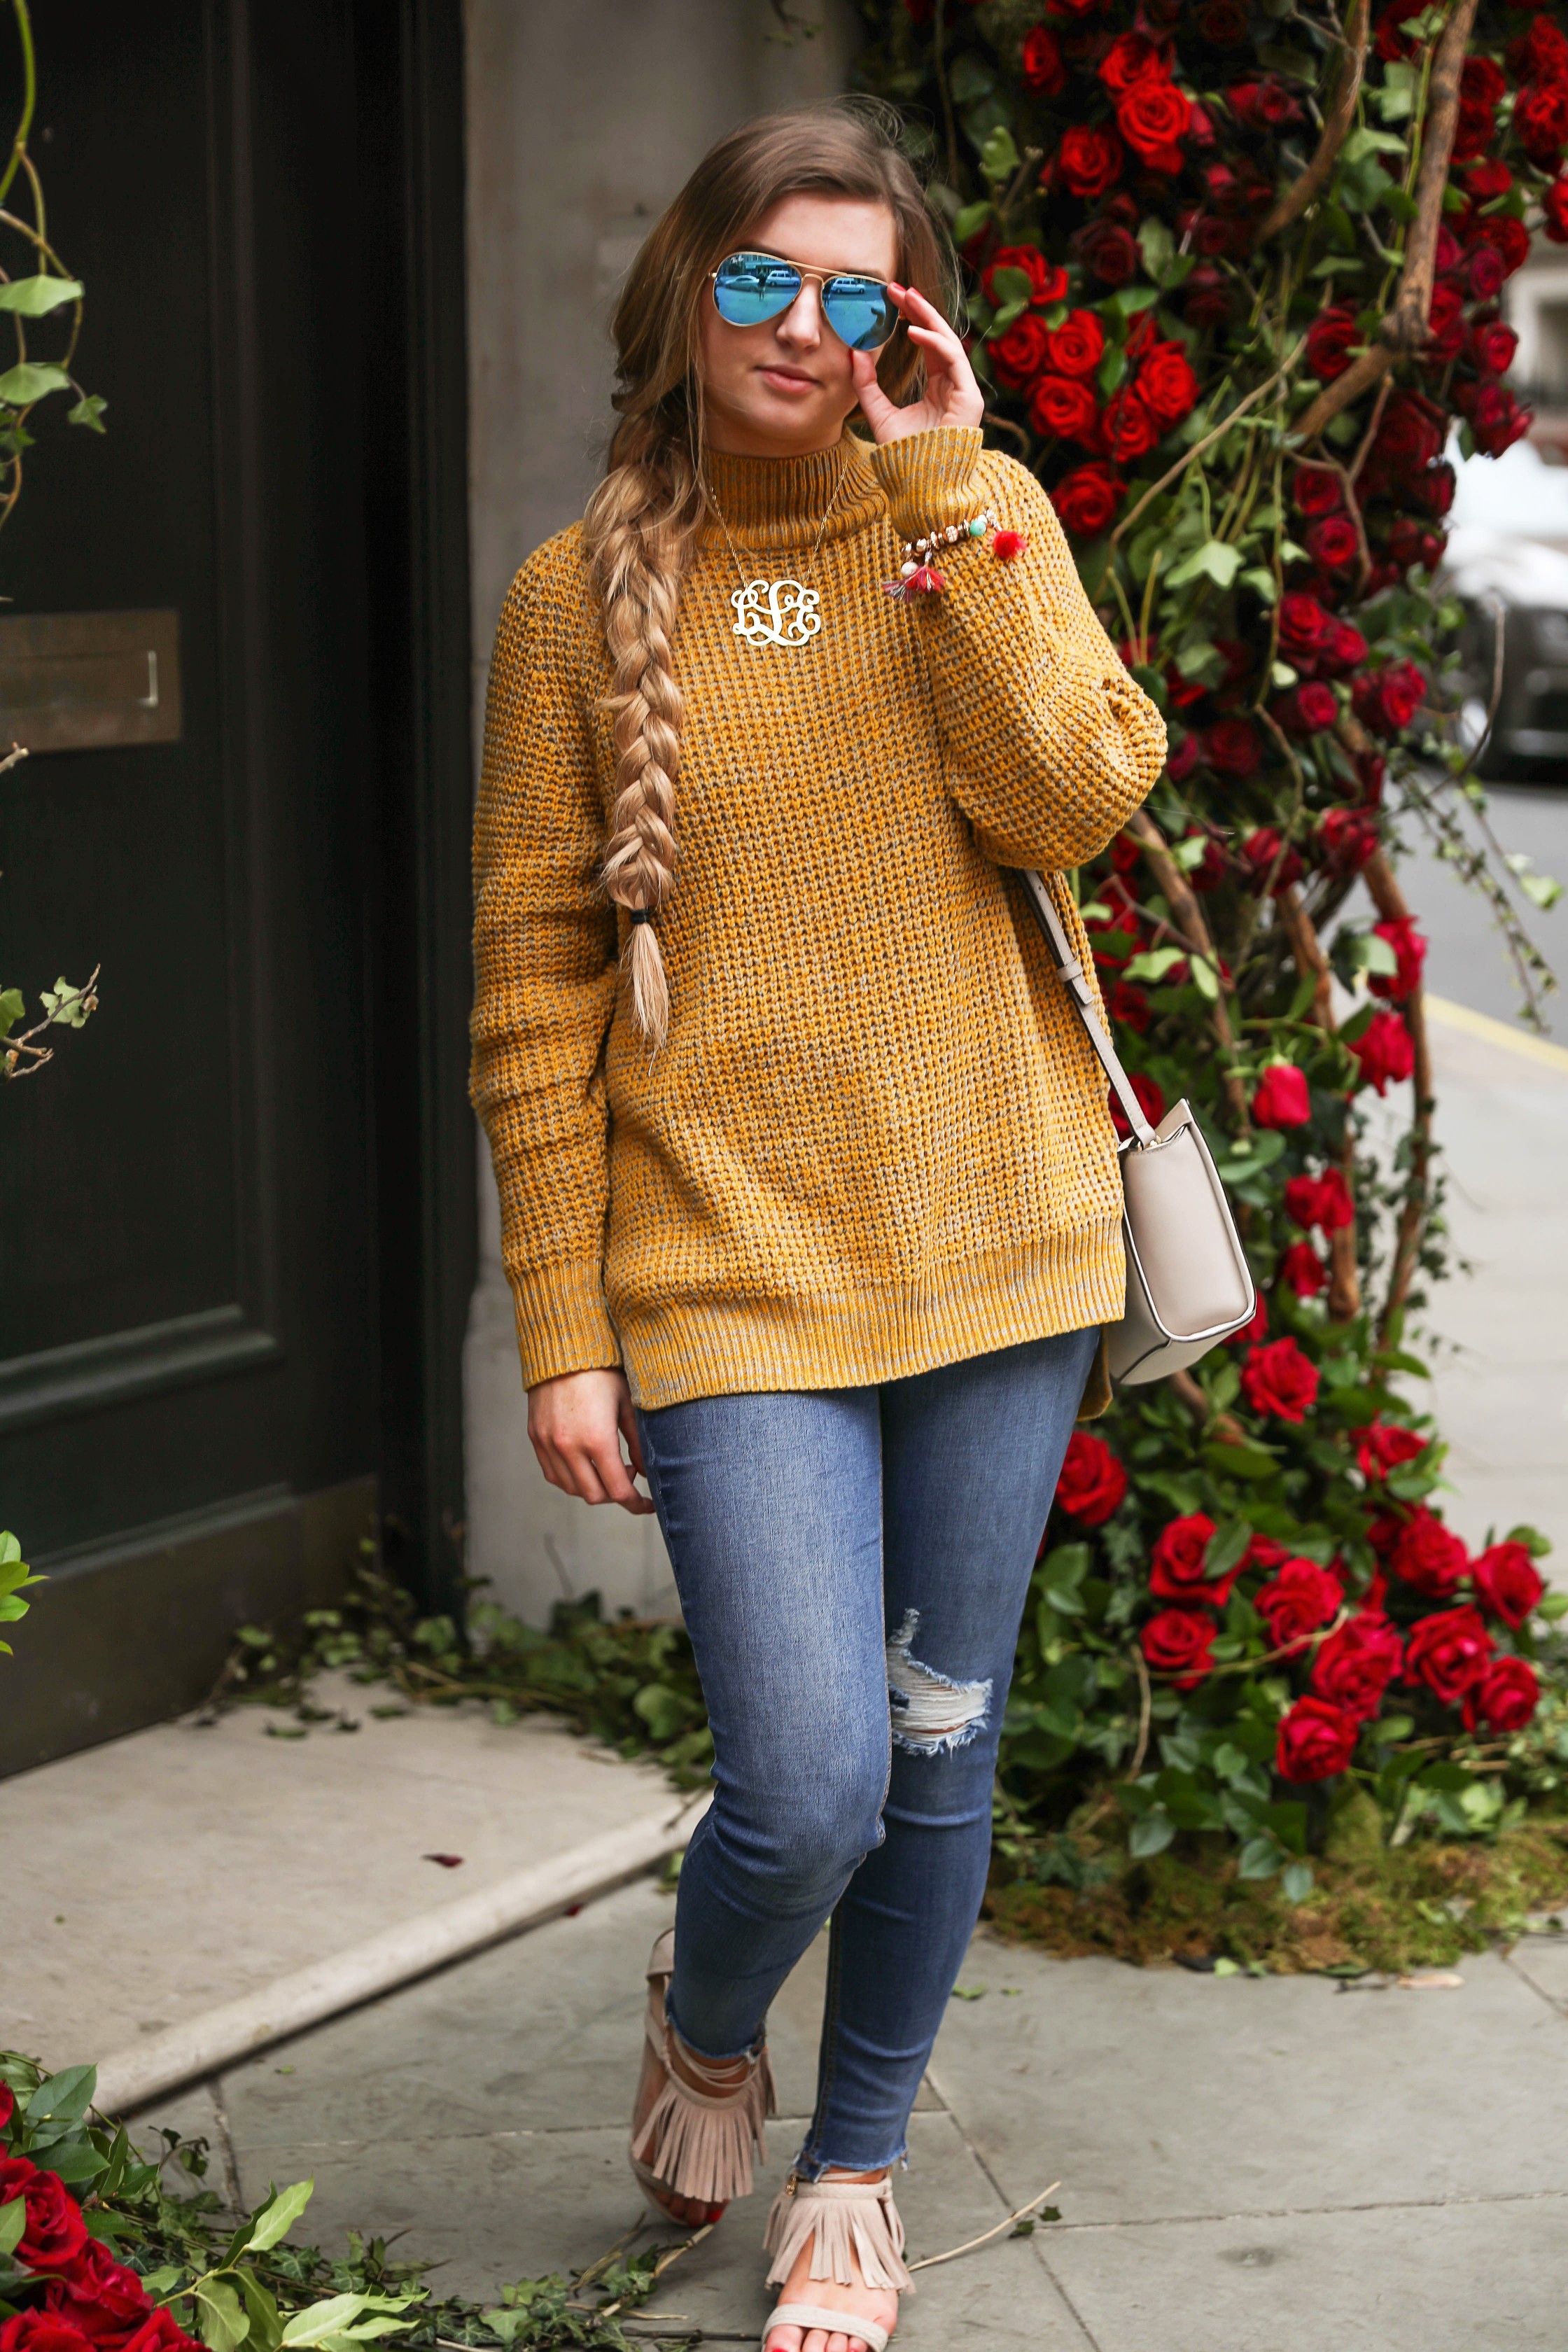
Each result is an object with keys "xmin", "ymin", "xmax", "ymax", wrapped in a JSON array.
[
  {"xmin": 1256, "ymin": 1556, "xmax": 1343, "ymax": 1645},
  {"xmin": 1117, "ymin": 73, "xmax": 1192, "ymax": 171},
  {"xmin": 1370, "ymin": 393, "xmax": 1443, "ymax": 482},
  {"xmin": 1423, "ymin": 281, "xmax": 1466, "ymax": 365},
  {"xmin": 1352, "ymin": 660, "xmax": 1424, "ymax": 738},
  {"xmin": 1140, "ymin": 1605, "xmax": 1218, "ymax": 1688},
  {"xmin": 1460, "ymin": 55, "xmax": 1506, "ymax": 108},
  {"xmin": 1105, "ymin": 977, "xmax": 1149, "ymax": 1029},
  {"xmin": 1099, "ymin": 31, "xmax": 1161, "ymax": 94},
  {"xmin": 43, "ymin": 2248, "xmax": 151, "ymax": 2350},
  {"xmin": 982, "ymin": 246, "xmax": 1070, "ymax": 311},
  {"xmin": 1545, "ymin": 176, "xmax": 1568, "ymax": 244},
  {"xmin": 0, "ymin": 2160, "xmax": 89, "ymax": 2272},
  {"xmin": 1354, "ymin": 1421, "xmax": 1427, "ymax": 1482},
  {"xmin": 1468, "ymin": 244, "xmax": 1506, "ymax": 301},
  {"xmin": 1138, "ymin": 341, "xmax": 1200, "ymax": 426},
  {"xmin": 1203, "ymin": 717, "xmax": 1261, "ymax": 779},
  {"xmin": 1350, "ymin": 1009, "xmax": 1415, "ymax": 1097},
  {"xmin": 1050, "ymin": 461, "xmax": 1123, "ymax": 535},
  {"xmin": 1305, "ymin": 307, "xmax": 1359, "ymax": 383},
  {"xmin": 1278, "ymin": 681, "xmax": 1338, "ymax": 734},
  {"xmin": 1470, "ymin": 214, "xmax": 1531, "ymax": 281},
  {"xmin": 1021, "ymin": 24, "xmax": 1068, "ymax": 95},
  {"xmin": 1151, "ymin": 1509, "xmax": 1240, "ymax": 1605},
  {"xmin": 1107, "ymin": 1070, "xmax": 1166, "ymax": 1139},
  {"xmin": 1074, "ymin": 219, "xmax": 1139, "ymax": 286},
  {"xmin": 1226, "ymin": 78, "xmax": 1302, "ymax": 132},
  {"xmin": 120, "ymin": 2318, "xmax": 202, "ymax": 2352},
  {"xmin": 1512, "ymin": 14, "xmax": 1568, "ymax": 80},
  {"xmin": 1463, "ymin": 158, "xmax": 1512, "ymax": 203},
  {"xmin": 1276, "ymin": 592, "xmax": 1331, "ymax": 670},
  {"xmin": 1320, "ymin": 622, "xmax": 1368, "ymax": 680},
  {"xmin": 1054, "ymin": 1429, "xmax": 1128, "ymax": 1525},
  {"xmin": 1312, "ymin": 1612, "xmax": 1404, "ymax": 1718},
  {"xmin": 1292, "ymin": 465, "xmax": 1341, "ymax": 518},
  {"xmin": 1516, "ymin": 77, "xmax": 1568, "ymax": 163},
  {"xmin": 1387, "ymin": 516, "xmax": 1445, "ymax": 573},
  {"xmin": 1198, "ymin": 0, "xmax": 1248, "ymax": 41},
  {"xmin": 988, "ymin": 312, "xmax": 1054, "ymax": 391},
  {"xmin": 1241, "ymin": 1336, "xmax": 1319, "ymax": 1424},
  {"xmin": 1101, "ymin": 386, "xmax": 1158, "ymax": 460},
  {"xmin": 1317, "ymin": 1168, "xmax": 1354, "ymax": 1231},
  {"xmin": 1463, "ymin": 383, "xmax": 1532, "ymax": 459},
  {"xmin": 1305, "ymin": 515, "xmax": 1358, "ymax": 574},
  {"xmin": 1318, "ymin": 805, "xmax": 1379, "ymax": 876},
  {"xmin": 1239, "ymin": 827, "xmax": 1303, "ymax": 894},
  {"xmin": 1366, "ymin": 916, "xmax": 1425, "ymax": 1003},
  {"xmin": 1029, "ymin": 373, "xmax": 1102, "ymax": 445},
  {"xmin": 1470, "ymin": 319, "xmax": 1519, "ymax": 379},
  {"xmin": 1275, "ymin": 1695, "xmax": 1359, "ymax": 1782},
  {"xmin": 1252, "ymin": 1061, "xmax": 1310, "ymax": 1130},
  {"xmin": 1044, "ymin": 308, "xmax": 1106, "ymax": 379},
  {"xmin": 1405, "ymin": 1604, "xmax": 1492, "ymax": 1706},
  {"xmin": 1464, "ymin": 1655, "xmax": 1540, "ymax": 1735},
  {"xmin": 0, "ymin": 2083, "xmax": 12, "ymax": 2134},
  {"xmin": 1471, "ymin": 1541, "xmax": 1546, "ymax": 1629},
  {"xmin": 1182, "ymin": 261, "xmax": 1231, "ymax": 325},
  {"xmin": 1391, "ymin": 1505, "xmax": 1470, "ymax": 1598},
  {"xmin": 1058, "ymin": 125, "xmax": 1124, "ymax": 197},
  {"xmin": 0, "ymin": 2323, "xmax": 99, "ymax": 2352},
  {"xmin": 1278, "ymin": 1240, "xmax": 1326, "ymax": 1299}
]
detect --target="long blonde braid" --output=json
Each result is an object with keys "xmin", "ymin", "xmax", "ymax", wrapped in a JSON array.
[{"xmin": 583, "ymin": 417, "xmax": 702, "ymax": 1049}]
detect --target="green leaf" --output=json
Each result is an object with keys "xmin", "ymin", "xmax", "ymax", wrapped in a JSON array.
[
  {"xmin": 1137, "ymin": 216, "xmax": 1175, "ymax": 285},
  {"xmin": 1123, "ymin": 946, "xmax": 1188, "ymax": 983},
  {"xmin": 0, "ymin": 360, "xmax": 70, "ymax": 405},
  {"xmin": 0, "ymin": 273, "xmax": 83, "ymax": 314},
  {"xmin": 987, "ymin": 265, "xmax": 1034, "ymax": 309},
  {"xmin": 1205, "ymin": 1442, "xmax": 1281, "ymax": 1482},
  {"xmin": 1128, "ymin": 1809, "xmax": 1175, "ymax": 1858},
  {"xmin": 1343, "ymin": 125, "xmax": 1408, "ymax": 162},
  {"xmin": 0, "ymin": 2204, "xmax": 24, "ymax": 2261},
  {"xmin": 27, "ymin": 2065, "xmax": 97, "ymax": 2124},
  {"xmin": 1242, "ymin": 568, "xmax": 1280, "ymax": 605},
  {"xmin": 1204, "ymin": 1518, "xmax": 1253, "ymax": 1582},
  {"xmin": 1190, "ymin": 955, "xmax": 1220, "ymax": 1002},
  {"xmin": 952, "ymin": 201, "xmax": 993, "ymax": 246},
  {"xmin": 243, "ymin": 2178, "xmax": 315, "ymax": 2255},
  {"xmin": 234, "ymin": 2275, "xmax": 284, "ymax": 2352},
  {"xmin": 196, "ymin": 2280, "xmax": 249, "ymax": 2352},
  {"xmin": 67, "ymin": 393, "xmax": 107, "ymax": 433},
  {"xmin": 1537, "ymin": 1592, "xmax": 1568, "ymax": 1624},
  {"xmin": 34, "ymin": 2142, "xmax": 110, "ymax": 2184},
  {"xmin": 1237, "ymin": 1836, "xmax": 1282, "ymax": 1881},
  {"xmin": 1165, "ymin": 539, "xmax": 1244, "ymax": 591},
  {"xmin": 1097, "ymin": 343, "xmax": 1128, "ymax": 399},
  {"xmin": 978, "ymin": 125, "xmax": 1021, "ymax": 188},
  {"xmin": 1281, "ymin": 1860, "xmax": 1314, "ymax": 1905}
]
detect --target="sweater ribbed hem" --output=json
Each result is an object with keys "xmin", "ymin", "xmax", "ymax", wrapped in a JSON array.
[
  {"xmin": 510, "ymin": 1259, "xmax": 622, "ymax": 1390},
  {"xmin": 615, "ymin": 1218, "xmax": 1126, "ymax": 1411}
]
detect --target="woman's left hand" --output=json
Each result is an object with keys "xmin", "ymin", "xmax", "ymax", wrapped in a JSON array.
[{"xmin": 850, "ymin": 283, "xmax": 985, "ymax": 445}]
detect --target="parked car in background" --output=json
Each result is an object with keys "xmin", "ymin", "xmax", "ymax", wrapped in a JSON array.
[{"xmin": 1443, "ymin": 438, "xmax": 1568, "ymax": 782}]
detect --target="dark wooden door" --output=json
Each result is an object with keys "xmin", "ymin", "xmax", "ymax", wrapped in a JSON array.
[{"xmin": 0, "ymin": 0, "xmax": 475, "ymax": 1771}]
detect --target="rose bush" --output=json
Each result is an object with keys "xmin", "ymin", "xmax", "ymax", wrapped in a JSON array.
[{"xmin": 858, "ymin": 0, "xmax": 1568, "ymax": 1897}]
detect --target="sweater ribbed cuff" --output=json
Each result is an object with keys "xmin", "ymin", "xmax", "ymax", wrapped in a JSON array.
[
  {"xmin": 869, "ymin": 426, "xmax": 985, "ymax": 545},
  {"xmin": 510, "ymin": 1259, "xmax": 622, "ymax": 1390}
]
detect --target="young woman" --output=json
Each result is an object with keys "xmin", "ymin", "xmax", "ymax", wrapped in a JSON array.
[{"xmin": 471, "ymin": 102, "xmax": 1163, "ymax": 2352}]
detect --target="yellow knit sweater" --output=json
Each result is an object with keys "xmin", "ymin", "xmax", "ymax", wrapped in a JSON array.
[{"xmin": 471, "ymin": 426, "xmax": 1165, "ymax": 1415}]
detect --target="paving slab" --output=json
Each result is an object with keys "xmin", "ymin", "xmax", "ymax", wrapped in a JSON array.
[
  {"xmin": 5, "ymin": 1673, "xmax": 675, "ymax": 2068},
  {"xmin": 112, "ymin": 1866, "xmax": 1568, "ymax": 2348},
  {"xmin": 929, "ymin": 1935, "xmax": 1568, "ymax": 2225}
]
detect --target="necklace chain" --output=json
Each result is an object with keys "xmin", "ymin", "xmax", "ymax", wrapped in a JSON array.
[{"xmin": 704, "ymin": 452, "xmax": 850, "ymax": 651}]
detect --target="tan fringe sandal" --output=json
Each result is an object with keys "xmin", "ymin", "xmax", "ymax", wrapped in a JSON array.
[
  {"xmin": 760, "ymin": 2171, "xmax": 913, "ymax": 2352},
  {"xmin": 630, "ymin": 1928, "xmax": 776, "ymax": 2224}
]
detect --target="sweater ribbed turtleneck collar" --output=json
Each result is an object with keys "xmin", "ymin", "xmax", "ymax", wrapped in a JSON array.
[{"xmin": 701, "ymin": 431, "xmax": 882, "ymax": 552}]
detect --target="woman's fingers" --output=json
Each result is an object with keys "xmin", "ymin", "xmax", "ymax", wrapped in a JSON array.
[
  {"xmin": 619, "ymin": 1388, "xmax": 648, "ymax": 1481},
  {"xmin": 527, "ymin": 1367, "xmax": 654, "ymax": 1513},
  {"xmin": 850, "ymin": 344, "xmax": 897, "ymax": 434}
]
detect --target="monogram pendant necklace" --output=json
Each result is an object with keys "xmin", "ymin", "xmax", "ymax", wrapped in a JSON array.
[{"xmin": 705, "ymin": 451, "xmax": 849, "ymax": 651}]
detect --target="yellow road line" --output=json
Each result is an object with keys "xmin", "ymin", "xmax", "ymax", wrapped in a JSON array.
[{"xmin": 1424, "ymin": 993, "xmax": 1568, "ymax": 1074}]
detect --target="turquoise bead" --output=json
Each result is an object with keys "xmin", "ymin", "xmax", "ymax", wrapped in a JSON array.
[{"xmin": 967, "ymin": 517, "xmax": 985, "ymax": 538}]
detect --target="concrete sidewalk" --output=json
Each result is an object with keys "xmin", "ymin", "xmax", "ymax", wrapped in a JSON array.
[{"xmin": 127, "ymin": 1872, "xmax": 1568, "ymax": 2351}]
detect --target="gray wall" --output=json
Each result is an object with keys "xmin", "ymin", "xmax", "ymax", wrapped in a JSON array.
[{"xmin": 462, "ymin": 0, "xmax": 855, "ymax": 1626}]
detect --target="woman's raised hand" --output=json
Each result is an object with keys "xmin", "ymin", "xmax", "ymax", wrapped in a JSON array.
[
  {"xmin": 850, "ymin": 281, "xmax": 984, "ymax": 444},
  {"xmin": 527, "ymin": 1366, "xmax": 655, "ymax": 1516}
]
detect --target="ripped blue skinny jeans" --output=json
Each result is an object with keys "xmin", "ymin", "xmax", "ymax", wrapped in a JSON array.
[{"xmin": 635, "ymin": 1326, "xmax": 1098, "ymax": 2178}]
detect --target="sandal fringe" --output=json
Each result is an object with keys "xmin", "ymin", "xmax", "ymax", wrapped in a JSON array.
[
  {"xmin": 762, "ymin": 2173, "xmax": 913, "ymax": 2295},
  {"xmin": 630, "ymin": 1929, "xmax": 774, "ymax": 2208}
]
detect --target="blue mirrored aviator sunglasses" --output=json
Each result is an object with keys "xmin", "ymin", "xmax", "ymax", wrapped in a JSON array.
[{"xmin": 710, "ymin": 248, "xmax": 899, "ymax": 352}]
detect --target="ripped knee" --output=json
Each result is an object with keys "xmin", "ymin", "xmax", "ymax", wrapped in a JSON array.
[{"xmin": 885, "ymin": 1608, "xmax": 991, "ymax": 1756}]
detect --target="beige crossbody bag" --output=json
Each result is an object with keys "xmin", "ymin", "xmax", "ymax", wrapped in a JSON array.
[{"xmin": 1018, "ymin": 868, "xmax": 1256, "ymax": 1385}]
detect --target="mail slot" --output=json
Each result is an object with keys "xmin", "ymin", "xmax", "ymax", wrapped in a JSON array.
[{"xmin": 0, "ymin": 609, "xmax": 182, "ymax": 752}]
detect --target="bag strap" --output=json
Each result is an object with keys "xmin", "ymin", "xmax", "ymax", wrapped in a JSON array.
[{"xmin": 1016, "ymin": 868, "xmax": 1158, "ymax": 1148}]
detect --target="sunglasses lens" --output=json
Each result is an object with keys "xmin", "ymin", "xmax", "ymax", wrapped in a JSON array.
[
  {"xmin": 822, "ymin": 278, "xmax": 898, "ymax": 351},
  {"xmin": 713, "ymin": 251, "xmax": 802, "ymax": 327}
]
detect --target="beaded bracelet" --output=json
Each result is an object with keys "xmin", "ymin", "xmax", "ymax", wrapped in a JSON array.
[{"xmin": 883, "ymin": 507, "xmax": 1029, "ymax": 601}]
